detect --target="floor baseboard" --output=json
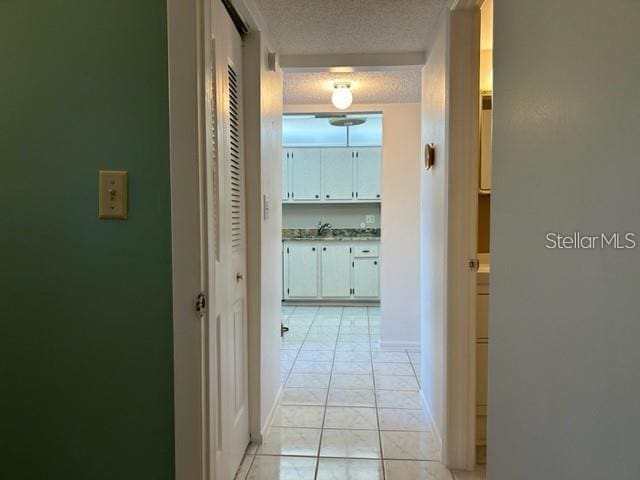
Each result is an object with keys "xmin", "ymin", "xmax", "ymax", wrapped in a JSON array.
[
  {"xmin": 256, "ymin": 383, "xmax": 284, "ymax": 443},
  {"xmin": 378, "ymin": 339, "xmax": 421, "ymax": 350},
  {"xmin": 420, "ymin": 388, "xmax": 442, "ymax": 449}
]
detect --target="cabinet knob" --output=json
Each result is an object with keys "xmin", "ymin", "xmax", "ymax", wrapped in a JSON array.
[
  {"xmin": 312, "ymin": 247, "xmax": 316, "ymax": 251},
  {"xmin": 376, "ymin": 194, "xmax": 380, "ymax": 198},
  {"xmin": 315, "ymin": 194, "xmax": 319, "ymax": 199},
  {"xmin": 374, "ymin": 261, "xmax": 377, "ymax": 265},
  {"xmin": 326, "ymin": 194, "xmax": 330, "ymax": 198},
  {"xmin": 323, "ymin": 247, "xmax": 327, "ymax": 251}
]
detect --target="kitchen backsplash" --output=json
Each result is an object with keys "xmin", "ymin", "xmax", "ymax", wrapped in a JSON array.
[{"xmin": 283, "ymin": 203, "xmax": 381, "ymax": 229}]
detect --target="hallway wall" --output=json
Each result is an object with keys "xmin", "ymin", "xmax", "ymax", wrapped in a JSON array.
[
  {"xmin": 244, "ymin": 30, "xmax": 285, "ymax": 440},
  {"xmin": 490, "ymin": 1, "xmax": 640, "ymax": 478},
  {"xmin": 419, "ymin": 14, "xmax": 448, "ymax": 444},
  {"xmin": 378, "ymin": 103, "xmax": 422, "ymax": 347},
  {"xmin": 0, "ymin": 1, "xmax": 173, "ymax": 479}
]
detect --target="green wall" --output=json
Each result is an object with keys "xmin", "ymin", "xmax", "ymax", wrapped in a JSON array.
[{"xmin": 0, "ymin": 1, "xmax": 174, "ymax": 478}]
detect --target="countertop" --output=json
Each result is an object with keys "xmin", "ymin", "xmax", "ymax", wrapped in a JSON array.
[
  {"xmin": 283, "ymin": 236, "xmax": 380, "ymax": 242},
  {"xmin": 282, "ymin": 228, "xmax": 380, "ymax": 242}
]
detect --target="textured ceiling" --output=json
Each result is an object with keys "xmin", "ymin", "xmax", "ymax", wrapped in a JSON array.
[
  {"xmin": 254, "ymin": 0, "xmax": 450, "ymax": 55},
  {"xmin": 284, "ymin": 70, "xmax": 422, "ymax": 105}
]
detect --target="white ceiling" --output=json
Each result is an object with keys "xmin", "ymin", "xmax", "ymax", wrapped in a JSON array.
[
  {"xmin": 254, "ymin": 0, "xmax": 450, "ymax": 55},
  {"xmin": 284, "ymin": 70, "xmax": 422, "ymax": 105}
]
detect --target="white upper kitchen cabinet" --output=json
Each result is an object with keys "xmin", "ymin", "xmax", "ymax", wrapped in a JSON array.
[
  {"xmin": 353, "ymin": 257, "xmax": 380, "ymax": 298},
  {"xmin": 286, "ymin": 243, "xmax": 318, "ymax": 298},
  {"xmin": 321, "ymin": 148, "xmax": 354, "ymax": 201},
  {"xmin": 282, "ymin": 150, "xmax": 290, "ymax": 201},
  {"xmin": 320, "ymin": 244, "xmax": 352, "ymax": 298},
  {"xmin": 290, "ymin": 148, "xmax": 321, "ymax": 201},
  {"xmin": 355, "ymin": 147, "xmax": 382, "ymax": 200}
]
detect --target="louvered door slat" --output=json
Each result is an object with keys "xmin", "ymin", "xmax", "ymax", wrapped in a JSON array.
[{"xmin": 228, "ymin": 63, "xmax": 243, "ymax": 253}]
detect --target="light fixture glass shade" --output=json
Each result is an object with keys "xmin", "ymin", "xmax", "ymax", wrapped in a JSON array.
[{"xmin": 331, "ymin": 84, "xmax": 353, "ymax": 110}]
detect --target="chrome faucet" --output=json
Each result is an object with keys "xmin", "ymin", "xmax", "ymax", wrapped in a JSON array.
[{"xmin": 317, "ymin": 221, "xmax": 332, "ymax": 236}]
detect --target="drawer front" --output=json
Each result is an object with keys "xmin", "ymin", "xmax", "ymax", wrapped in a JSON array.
[{"xmin": 353, "ymin": 245, "xmax": 379, "ymax": 257}]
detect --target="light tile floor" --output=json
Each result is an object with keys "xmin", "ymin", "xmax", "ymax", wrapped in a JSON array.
[{"xmin": 235, "ymin": 306, "xmax": 485, "ymax": 480}]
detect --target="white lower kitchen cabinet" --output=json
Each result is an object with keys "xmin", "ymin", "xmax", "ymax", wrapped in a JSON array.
[
  {"xmin": 353, "ymin": 257, "xmax": 380, "ymax": 298},
  {"xmin": 320, "ymin": 244, "xmax": 352, "ymax": 298},
  {"xmin": 283, "ymin": 240, "xmax": 379, "ymax": 301},
  {"xmin": 285, "ymin": 243, "xmax": 319, "ymax": 298}
]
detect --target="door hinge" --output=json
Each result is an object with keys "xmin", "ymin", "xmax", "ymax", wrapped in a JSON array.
[
  {"xmin": 468, "ymin": 258, "xmax": 480, "ymax": 271},
  {"xmin": 195, "ymin": 292, "xmax": 207, "ymax": 318}
]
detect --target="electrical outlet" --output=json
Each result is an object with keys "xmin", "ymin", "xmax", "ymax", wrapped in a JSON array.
[{"xmin": 366, "ymin": 215, "xmax": 375, "ymax": 224}]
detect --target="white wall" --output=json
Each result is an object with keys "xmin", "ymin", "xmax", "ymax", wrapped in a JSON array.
[
  {"xmin": 244, "ymin": 30, "xmax": 283, "ymax": 440},
  {"xmin": 283, "ymin": 203, "xmax": 381, "ymax": 229},
  {"xmin": 379, "ymin": 103, "xmax": 422, "ymax": 347},
  {"xmin": 420, "ymin": 15, "xmax": 448, "ymax": 443},
  {"xmin": 285, "ymin": 103, "xmax": 422, "ymax": 345},
  {"xmin": 490, "ymin": 1, "xmax": 640, "ymax": 479}
]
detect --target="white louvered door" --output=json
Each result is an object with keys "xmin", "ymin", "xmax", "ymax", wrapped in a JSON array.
[{"xmin": 212, "ymin": 1, "xmax": 249, "ymax": 478}]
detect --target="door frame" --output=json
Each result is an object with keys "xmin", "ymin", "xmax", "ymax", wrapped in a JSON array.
[
  {"xmin": 167, "ymin": 0, "xmax": 263, "ymax": 479},
  {"xmin": 443, "ymin": 0, "xmax": 481, "ymax": 471},
  {"xmin": 167, "ymin": 0, "xmax": 211, "ymax": 478}
]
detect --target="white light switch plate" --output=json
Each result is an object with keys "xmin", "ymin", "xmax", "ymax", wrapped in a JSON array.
[
  {"xmin": 366, "ymin": 215, "xmax": 375, "ymax": 224},
  {"xmin": 98, "ymin": 170, "xmax": 128, "ymax": 219}
]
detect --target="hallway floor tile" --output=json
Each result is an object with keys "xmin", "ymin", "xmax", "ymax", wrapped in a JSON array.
[{"xmin": 234, "ymin": 306, "xmax": 485, "ymax": 480}]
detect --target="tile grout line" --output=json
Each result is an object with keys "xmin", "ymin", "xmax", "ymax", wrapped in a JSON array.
[
  {"xmin": 313, "ymin": 306, "xmax": 342, "ymax": 480},
  {"xmin": 368, "ymin": 307, "xmax": 387, "ymax": 480}
]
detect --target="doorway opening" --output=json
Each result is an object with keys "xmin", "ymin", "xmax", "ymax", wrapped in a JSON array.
[{"xmin": 168, "ymin": 1, "xmax": 491, "ymax": 479}]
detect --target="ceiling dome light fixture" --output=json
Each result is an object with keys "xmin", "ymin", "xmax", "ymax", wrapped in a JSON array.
[{"xmin": 331, "ymin": 82, "xmax": 353, "ymax": 110}]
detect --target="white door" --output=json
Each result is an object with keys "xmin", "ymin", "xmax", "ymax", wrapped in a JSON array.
[
  {"xmin": 282, "ymin": 150, "xmax": 290, "ymax": 201},
  {"xmin": 353, "ymin": 257, "xmax": 380, "ymax": 298},
  {"xmin": 290, "ymin": 148, "xmax": 321, "ymax": 201},
  {"xmin": 212, "ymin": 2, "xmax": 249, "ymax": 478},
  {"xmin": 286, "ymin": 244, "xmax": 319, "ymax": 298},
  {"xmin": 355, "ymin": 147, "xmax": 382, "ymax": 200},
  {"xmin": 321, "ymin": 148, "xmax": 353, "ymax": 201},
  {"xmin": 321, "ymin": 244, "xmax": 352, "ymax": 298}
]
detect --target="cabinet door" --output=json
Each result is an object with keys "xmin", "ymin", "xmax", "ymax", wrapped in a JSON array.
[
  {"xmin": 290, "ymin": 148, "xmax": 321, "ymax": 201},
  {"xmin": 355, "ymin": 147, "xmax": 382, "ymax": 200},
  {"xmin": 321, "ymin": 148, "xmax": 353, "ymax": 201},
  {"xmin": 286, "ymin": 244, "xmax": 319, "ymax": 298},
  {"xmin": 321, "ymin": 244, "xmax": 352, "ymax": 298},
  {"xmin": 282, "ymin": 150, "xmax": 290, "ymax": 201},
  {"xmin": 353, "ymin": 257, "xmax": 380, "ymax": 298}
]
